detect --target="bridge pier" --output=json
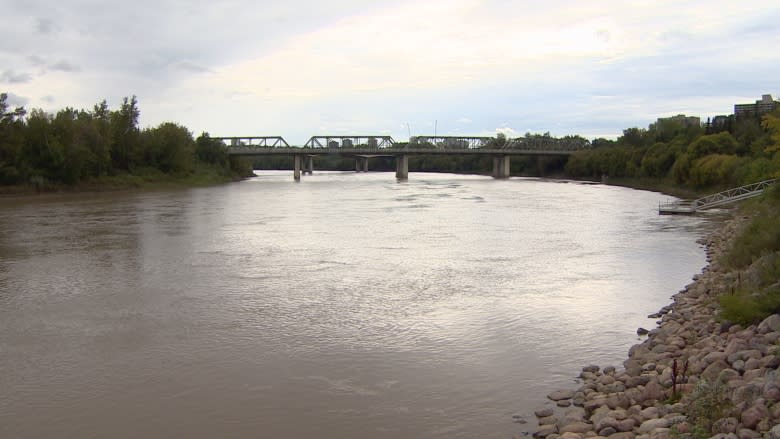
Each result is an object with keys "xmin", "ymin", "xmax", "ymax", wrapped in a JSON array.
[
  {"xmin": 492, "ymin": 155, "xmax": 511, "ymax": 179},
  {"xmin": 304, "ymin": 156, "xmax": 314, "ymax": 175},
  {"xmin": 355, "ymin": 157, "xmax": 369, "ymax": 172},
  {"xmin": 293, "ymin": 155, "xmax": 302, "ymax": 181},
  {"xmin": 395, "ymin": 154, "xmax": 408, "ymax": 180}
]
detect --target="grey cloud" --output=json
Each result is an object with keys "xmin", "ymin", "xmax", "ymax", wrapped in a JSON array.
[
  {"xmin": 1, "ymin": 70, "xmax": 33, "ymax": 84},
  {"xmin": 36, "ymin": 18, "xmax": 57, "ymax": 34},
  {"xmin": 5, "ymin": 92, "xmax": 29, "ymax": 107},
  {"xmin": 28, "ymin": 55, "xmax": 46, "ymax": 66},
  {"xmin": 50, "ymin": 60, "xmax": 81, "ymax": 72},
  {"xmin": 173, "ymin": 61, "xmax": 212, "ymax": 73},
  {"xmin": 42, "ymin": 95, "xmax": 55, "ymax": 103}
]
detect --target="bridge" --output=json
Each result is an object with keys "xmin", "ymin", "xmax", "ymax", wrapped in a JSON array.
[
  {"xmin": 659, "ymin": 179, "xmax": 777, "ymax": 214},
  {"xmin": 215, "ymin": 135, "xmax": 585, "ymax": 181}
]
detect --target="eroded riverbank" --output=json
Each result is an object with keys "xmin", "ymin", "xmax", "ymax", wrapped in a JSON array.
[{"xmin": 526, "ymin": 213, "xmax": 780, "ymax": 439}]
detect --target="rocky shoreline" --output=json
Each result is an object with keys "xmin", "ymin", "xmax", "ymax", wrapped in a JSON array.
[{"xmin": 522, "ymin": 214, "xmax": 780, "ymax": 439}]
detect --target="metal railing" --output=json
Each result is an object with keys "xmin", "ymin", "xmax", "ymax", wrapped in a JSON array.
[{"xmin": 659, "ymin": 179, "xmax": 776, "ymax": 214}]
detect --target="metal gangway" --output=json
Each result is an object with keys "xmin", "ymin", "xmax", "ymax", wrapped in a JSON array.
[{"xmin": 659, "ymin": 179, "xmax": 777, "ymax": 214}]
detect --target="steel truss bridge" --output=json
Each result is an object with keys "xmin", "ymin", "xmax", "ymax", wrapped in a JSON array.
[{"xmin": 213, "ymin": 135, "xmax": 587, "ymax": 181}]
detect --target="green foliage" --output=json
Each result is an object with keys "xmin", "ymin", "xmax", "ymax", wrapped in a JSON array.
[
  {"xmin": 723, "ymin": 190, "xmax": 780, "ymax": 269},
  {"xmin": 688, "ymin": 154, "xmax": 741, "ymax": 187},
  {"xmin": 0, "ymin": 92, "xmax": 248, "ymax": 187},
  {"xmin": 719, "ymin": 286, "xmax": 780, "ymax": 325},
  {"xmin": 683, "ymin": 378, "xmax": 733, "ymax": 438}
]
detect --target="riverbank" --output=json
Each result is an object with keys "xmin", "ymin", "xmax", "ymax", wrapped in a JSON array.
[
  {"xmin": 525, "ymin": 211, "xmax": 780, "ymax": 439},
  {"xmin": 0, "ymin": 166, "xmax": 249, "ymax": 198}
]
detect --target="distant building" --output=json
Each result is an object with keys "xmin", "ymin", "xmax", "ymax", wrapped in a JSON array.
[
  {"xmin": 656, "ymin": 114, "xmax": 701, "ymax": 128},
  {"xmin": 734, "ymin": 94, "xmax": 779, "ymax": 117}
]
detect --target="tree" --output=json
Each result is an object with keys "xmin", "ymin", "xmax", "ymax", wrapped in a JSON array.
[{"xmin": 110, "ymin": 95, "xmax": 140, "ymax": 170}]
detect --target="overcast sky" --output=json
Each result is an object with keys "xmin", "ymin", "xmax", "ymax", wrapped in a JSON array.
[{"xmin": 2, "ymin": 0, "xmax": 779, "ymax": 144}]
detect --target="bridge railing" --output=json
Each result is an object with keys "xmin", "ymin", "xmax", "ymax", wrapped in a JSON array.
[
  {"xmin": 304, "ymin": 136, "xmax": 395, "ymax": 149},
  {"xmin": 214, "ymin": 136, "xmax": 289, "ymax": 147},
  {"xmin": 693, "ymin": 178, "xmax": 777, "ymax": 209}
]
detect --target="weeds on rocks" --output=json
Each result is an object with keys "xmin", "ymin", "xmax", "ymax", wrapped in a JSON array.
[{"xmin": 682, "ymin": 378, "xmax": 732, "ymax": 438}]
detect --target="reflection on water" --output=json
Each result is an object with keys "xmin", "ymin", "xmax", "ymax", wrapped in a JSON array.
[{"xmin": 0, "ymin": 172, "xmax": 709, "ymax": 438}]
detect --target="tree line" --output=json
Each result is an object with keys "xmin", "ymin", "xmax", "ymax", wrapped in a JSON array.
[
  {"xmin": 564, "ymin": 112, "xmax": 780, "ymax": 189},
  {"xmin": 0, "ymin": 93, "xmax": 251, "ymax": 187}
]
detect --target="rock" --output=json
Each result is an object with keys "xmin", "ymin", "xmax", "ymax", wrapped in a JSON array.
[
  {"xmin": 712, "ymin": 417, "xmax": 739, "ymax": 434},
  {"xmin": 740, "ymin": 402, "xmax": 769, "ymax": 429},
  {"xmin": 758, "ymin": 314, "xmax": 780, "ymax": 334},
  {"xmin": 607, "ymin": 432, "xmax": 634, "ymax": 439},
  {"xmin": 560, "ymin": 433, "xmax": 583, "ymax": 439},
  {"xmin": 549, "ymin": 389, "xmax": 576, "ymax": 401},
  {"xmin": 737, "ymin": 428, "xmax": 761, "ymax": 439},
  {"xmin": 640, "ymin": 380, "xmax": 665, "ymax": 403},
  {"xmin": 701, "ymin": 359, "xmax": 730, "ymax": 383},
  {"xmin": 539, "ymin": 416, "xmax": 558, "ymax": 426},
  {"xmin": 639, "ymin": 407, "xmax": 659, "ymax": 421},
  {"xmin": 583, "ymin": 365, "xmax": 600, "ymax": 373},
  {"xmin": 594, "ymin": 417, "xmax": 618, "ymax": 432},
  {"xmin": 560, "ymin": 422, "xmax": 593, "ymax": 434},
  {"xmin": 536, "ymin": 408, "xmax": 555, "ymax": 418},
  {"xmin": 769, "ymin": 424, "xmax": 780, "ymax": 439},
  {"xmin": 648, "ymin": 428, "xmax": 671, "ymax": 439},
  {"xmin": 637, "ymin": 328, "xmax": 649, "ymax": 336},
  {"xmin": 638, "ymin": 418, "xmax": 670, "ymax": 434},
  {"xmin": 598, "ymin": 427, "xmax": 617, "ymax": 437},
  {"xmin": 603, "ymin": 366, "xmax": 616, "ymax": 375},
  {"xmin": 534, "ymin": 424, "xmax": 559, "ymax": 438},
  {"xmin": 614, "ymin": 419, "xmax": 636, "ymax": 433},
  {"xmin": 703, "ymin": 351, "xmax": 729, "ymax": 365}
]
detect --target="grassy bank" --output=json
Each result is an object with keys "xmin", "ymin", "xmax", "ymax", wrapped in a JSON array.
[
  {"xmin": 0, "ymin": 163, "xmax": 250, "ymax": 197},
  {"xmin": 717, "ymin": 185, "xmax": 780, "ymax": 324}
]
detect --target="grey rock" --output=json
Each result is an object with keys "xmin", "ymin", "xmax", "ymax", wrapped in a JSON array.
[
  {"xmin": 536, "ymin": 408, "xmax": 555, "ymax": 418},
  {"xmin": 598, "ymin": 427, "xmax": 617, "ymax": 437},
  {"xmin": 534, "ymin": 424, "xmax": 559, "ymax": 438},
  {"xmin": 559, "ymin": 422, "xmax": 593, "ymax": 434},
  {"xmin": 740, "ymin": 402, "xmax": 769, "ymax": 429},
  {"xmin": 638, "ymin": 418, "xmax": 670, "ymax": 434},
  {"xmin": 712, "ymin": 417, "xmax": 739, "ymax": 434},
  {"xmin": 769, "ymin": 424, "xmax": 780, "ymax": 439},
  {"xmin": 758, "ymin": 314, "xmax": 780, "ymax": 334},
  {"xmin": 549, "ymin": 389, "xmax": 576, "ymax": 401}
]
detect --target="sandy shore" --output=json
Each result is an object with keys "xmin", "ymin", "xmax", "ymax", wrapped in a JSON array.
[{"xmin": 523, "ymin": 213, "xmax": 780, "ymax": 439}]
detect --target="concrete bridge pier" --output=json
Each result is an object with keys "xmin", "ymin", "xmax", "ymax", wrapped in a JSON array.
[
  {"xmin": 492, "ymin": 155, "xmax": 511, "ymax": 179},
  {"xmin": 395, "ymin": 154, "xmax": 409, "ymax": 180},
  {"xmin": 304, "ymin": 156, "xmax": 314, "ymax": 175},
  {"xmin": 355, "ymin": 157, "xmax": 369, "ymax": 173},
  {"xmin": 293, "ymin": 155, "xmax": 302, "ymax": 181}
]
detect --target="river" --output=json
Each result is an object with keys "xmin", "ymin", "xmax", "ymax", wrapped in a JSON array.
[{"xmin": 0, "ymin": 172, "xmax": 709, "ymax": 438}]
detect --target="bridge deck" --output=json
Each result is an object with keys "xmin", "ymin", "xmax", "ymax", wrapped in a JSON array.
[{"xmin": 226, "ymin": 147, "xmax": 575, "ymax": 156}]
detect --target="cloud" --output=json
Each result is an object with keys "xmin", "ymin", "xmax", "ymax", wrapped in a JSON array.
[
  {"xmin": 36, "ymin": 18, "xmax": 57, "ymax": 34},
  {"xmin": 172, "ymin": 61, "xmax": 211, "ymax": 73},
  {"xmin": 4, "ymin": 92, "xmax": 29, "ymax": 107},
  {"xmin": 458, "ymin": 117, "xmax": 472, "ymax": 124},
  {"xmin": 49, "ymin": 60, "xmax": 81, "ymax": 72},
  {"xmin": 1, "ymin": 70, "xmax": 33, "ymax": 84}
]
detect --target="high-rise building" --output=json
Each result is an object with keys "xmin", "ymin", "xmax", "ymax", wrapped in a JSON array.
[{"xmin": 734, "ymin": 94, "xmax": 779, "ymax": 116}]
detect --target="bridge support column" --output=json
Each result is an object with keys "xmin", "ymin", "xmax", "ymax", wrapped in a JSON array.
[
  {"xmin": 395, "ymin": 154, "xmax": 408, "ymax": 180},
  {"xmin": 492, "ymin": 155, "xmax": 511, "ymax": 179},
  {"xmin": 293, "ymin": 155, "xmax": 302, "ymax": 181},
  {"xmin": 354, "ymin": 157, "xmax": 369, "ymax": 172},
  {"xmin": 304, "ymin": 156, "xmax": 314, "ymax": 175}
]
